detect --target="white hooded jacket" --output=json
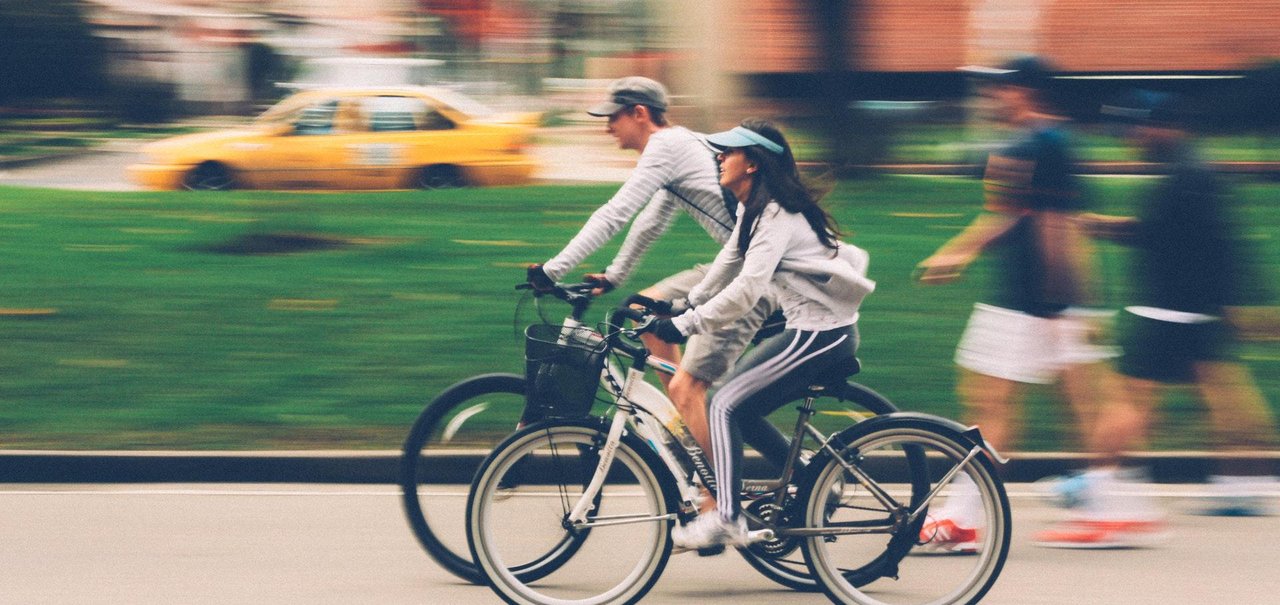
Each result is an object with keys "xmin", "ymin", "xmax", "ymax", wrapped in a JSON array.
[{"xmin": 672, "ymin": 202, "xmax": 875, "ymax": 336}]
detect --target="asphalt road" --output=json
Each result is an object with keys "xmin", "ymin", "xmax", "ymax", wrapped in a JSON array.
[{"xmin": 3, "ymin": 483, "xmax": 1277, "ymax": 605}]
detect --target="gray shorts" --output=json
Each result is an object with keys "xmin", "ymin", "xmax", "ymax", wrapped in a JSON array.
[{"xmin": 650, "ymin": 266, "xmax": 778, "ymax": 384}]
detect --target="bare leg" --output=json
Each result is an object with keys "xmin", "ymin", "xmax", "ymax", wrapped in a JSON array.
[
  {"xmin": 1194, "ymin": 361, "xmax": 1277, "ymax": 475},
  {"xmin": 669, "ymin": 370, "xmax": 712, "ymax": 456},
  {"xmin": 1057, "ymin": 362, "xmax": 1103, "ymax": 448},
  {"xmin": 637, "ymin": 284, "xmax": 680, "ymax": 390},
  {"xmin": 957, "ymin": 367, "xmax": 1022, "ymax": 452},
  {"xmin": 1084, "ymin": 374, "xmax": 1160, "ymax": 466},
  {"xmin": 668, "ymin": 370, "xmax": 713, "ymax": 512},
  {"xmin": 1059, "ymin": 362, "xmax": 1149, "ymax": 463}
]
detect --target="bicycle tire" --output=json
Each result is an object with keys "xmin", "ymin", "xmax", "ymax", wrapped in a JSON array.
[
  {"xmin": 399, "ymin": 373, "xmax": 531, "ymax": 584},
  {"xmin": 738, "ymin": 380, "xmax": 925, "ymax": 592},
  {"xmin": 467, "ymin": 419, "xmax": 680, "ymax": 605},
  {"xmin": 801, "ymin": 415, "xmax": 1012, "ymax": 605}
]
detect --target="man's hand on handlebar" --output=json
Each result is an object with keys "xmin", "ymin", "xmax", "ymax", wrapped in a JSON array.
[{"xmin": 526, "ymin": 264, "xmax": 554, "ymax": 292}]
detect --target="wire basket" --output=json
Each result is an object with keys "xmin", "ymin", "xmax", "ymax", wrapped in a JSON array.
[{"xmin": 524, "ymin": 324, "xmax": 608, "ymax": 418}]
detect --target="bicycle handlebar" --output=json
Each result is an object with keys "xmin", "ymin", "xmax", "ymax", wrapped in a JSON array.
[
  {"xmin": 603, "ymin": 296, "xmax": 663, "ymax": 361},
  {"xmin": 516, "ymin": 281, "xmax": 597, "ymax": 320},
  {"xmin": 515, "ymin": 282, "xmax": 660, "ymax": 360}
]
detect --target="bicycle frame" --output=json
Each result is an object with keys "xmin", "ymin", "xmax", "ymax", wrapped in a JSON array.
[
  {"xmin": 531, "ymin": 286, "xmax": 995, "ymax": 538},
  {"xmin": 568, "ymin": 347, "xmax": 996, "ymax": 540}
]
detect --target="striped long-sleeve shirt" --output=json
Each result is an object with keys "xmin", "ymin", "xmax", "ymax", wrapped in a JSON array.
[{"xmin": 541, "ymin": 126, "xmax": 734, "ymax": 286}]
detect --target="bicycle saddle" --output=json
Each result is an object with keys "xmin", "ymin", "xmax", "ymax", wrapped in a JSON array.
[{"xmin": 808, "ymin": 356, "xmax": 861, "ymax": 391}]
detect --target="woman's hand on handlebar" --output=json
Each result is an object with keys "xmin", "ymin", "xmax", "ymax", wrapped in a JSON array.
[
  {"xmin": 650, "ymin": 318, "xmax": 688, "ymax": 344},
  {"xmin": 614, "ymin": 295, "xmax": 688, "ymax": 344},
  {"xmin": 621, "ymin": 294, "xmax": 689, "ymax": 317}
]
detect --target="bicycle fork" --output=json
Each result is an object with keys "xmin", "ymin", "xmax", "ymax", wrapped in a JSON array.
[{"xmin": 566, "ymin": 371, "xmax": 680, "ymax": 529}]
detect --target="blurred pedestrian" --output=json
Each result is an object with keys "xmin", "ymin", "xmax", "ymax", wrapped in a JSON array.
[
  {"xmin": 525, "ymin": 76, "xmax": 777, "ymax": 468},
  {"xmin": 915, "ymin": 55, "xmax": 1134, "ymax": 552},
  {"xmin": 1067, "ymin": 90, "xmax": 1280, "ymax": 527}
]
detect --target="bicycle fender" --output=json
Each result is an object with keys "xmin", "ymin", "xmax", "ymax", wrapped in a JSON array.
[{"xmin": 827, "ymin": 412, "xmax": 1008, "ymax": 465}]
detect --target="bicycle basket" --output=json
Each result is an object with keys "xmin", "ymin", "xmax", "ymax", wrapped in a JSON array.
[{"xmin": 524, "ymin": 324, "xmax": 608, "ymax": 418}]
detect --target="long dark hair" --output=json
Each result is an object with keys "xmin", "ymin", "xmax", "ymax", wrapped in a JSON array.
[{"xmin": 734, "ymin": 119, "xmax": 842, "ymax": 256}]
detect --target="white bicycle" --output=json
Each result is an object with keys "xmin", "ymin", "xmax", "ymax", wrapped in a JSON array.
[
  {"xmin": 465, "ymin": 294, "xmax": 1013, "ymax": 605},
  {"xmin": 402, "ymin": 282, "xmax": 915, "ymax": 591}
]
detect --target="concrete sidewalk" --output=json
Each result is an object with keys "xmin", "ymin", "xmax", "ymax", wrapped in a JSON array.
[{"xmin": 3, "ymin": 449, "xmax": 1277, "ymax": 484}]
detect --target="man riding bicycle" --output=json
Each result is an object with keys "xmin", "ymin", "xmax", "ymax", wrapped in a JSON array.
[{"xmin": 526, "ymin": 76, "xmax": 777, "ymax": 462}]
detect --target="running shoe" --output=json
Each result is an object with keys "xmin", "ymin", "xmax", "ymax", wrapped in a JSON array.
[
  {"xmin": 1032, "ymin": 519, "xmax": 1170, "ymax": 549},
  {"xmin": 914, "ymin": 517, "xmax": 979, "ymax": 555},
  {"xmin": 1036, "ymin": 471, "xmax": 1091, "ymax": 509},
  {"xmin": 1198, "ymin": 494, "xmax": 1276, "ymax": 517},
  {"xmin": 1197, "ymin": 476, "xmax": 1277, "ymax": 517},
  {"xmin": 671, "ymin": 514, "xmax": 749, "ymax": 550}
]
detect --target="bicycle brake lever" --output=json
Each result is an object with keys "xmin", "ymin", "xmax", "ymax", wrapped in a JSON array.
[{"xmin": 621, "ymin": 315, "xmax": 657, "ymax": 339}]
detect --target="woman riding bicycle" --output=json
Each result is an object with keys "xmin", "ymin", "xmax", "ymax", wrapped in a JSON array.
[{"xmin": 648, "ymin": 119, "xmax": 876, "ymax": 550}]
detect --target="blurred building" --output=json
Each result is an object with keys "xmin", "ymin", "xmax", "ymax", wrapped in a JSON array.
[
  {"xmin": 75, "ymin": 0, "xmax": 1280, "ymax": 120},
  {"xmin": 718, "ymin": 0, "xmax": 1280, "ymax": 75}
]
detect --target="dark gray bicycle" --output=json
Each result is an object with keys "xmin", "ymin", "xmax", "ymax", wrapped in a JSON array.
[{"xmin": 399, "ymin": 283, "xmax": 922, "ymax": 591}]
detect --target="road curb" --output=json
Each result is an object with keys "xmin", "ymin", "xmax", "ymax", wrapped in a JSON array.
[{"xmin": 3, "ymin": 450, "xmax": 1277, "ymax": 484}]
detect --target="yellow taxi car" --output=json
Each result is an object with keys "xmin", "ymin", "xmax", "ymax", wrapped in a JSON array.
[{"xmin": 128, "ymin": 87, "xmax": 539, "ymax": 190}]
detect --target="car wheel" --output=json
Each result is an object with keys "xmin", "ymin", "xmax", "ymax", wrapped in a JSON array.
[
  {"xmin": 416, "ymin": 165, "xmax": 465, "ymax": 190},
  {"xmin": 183, "ymin": 163, "xmax": 236, "ymax": 191}
]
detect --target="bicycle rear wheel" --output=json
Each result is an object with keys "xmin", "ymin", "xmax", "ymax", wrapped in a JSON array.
[
  {"xmin": 740, "ymin": 380, "xmax": 921, "ymax": 592},
  {"xmin": 400, "ymin": 373, "xmax": 530, "ymax": 583},
  {"xmin": 802, "ymin": 417, "xmax": 1011, "ymax": 605},
  {"xmin": 468, "ymin": 419, "xmax": 677, "ymax": 605}
]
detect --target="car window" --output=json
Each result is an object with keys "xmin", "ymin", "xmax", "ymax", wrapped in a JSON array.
[
  {"xmin": 361, "ymin": 96, "xmax": 455, "ymax": 132},
  {"xmin": 293, "ymin": 99, "xmax": 340, "ymax": 135},
  {"xmin": 424, "ymin": 88, "xmax": 496, "ymax": 119},
  {"xmin": 332, "ymin": 100, "xmax": 368, "ymax": 134}
]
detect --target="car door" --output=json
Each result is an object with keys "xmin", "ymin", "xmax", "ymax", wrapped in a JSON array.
[
  {"xmin": 337, "ymin": 96, "xmax": 407, "ymax": 189},
  {"xmin": 252, "ymin": 96, "xmax": 396, "ymax": 189},
  {"xmin": 365, "ymin": 94, "xmax": 469, "ymax": 188},
  {"xmin": 245, "ymin": 97, "xmax": 341, "ymax": 189}
]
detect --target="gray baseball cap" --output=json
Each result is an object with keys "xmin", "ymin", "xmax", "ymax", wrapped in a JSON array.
[{"xmin": 587, "ymin": 76, "xmax": 670, "ymax": 116}]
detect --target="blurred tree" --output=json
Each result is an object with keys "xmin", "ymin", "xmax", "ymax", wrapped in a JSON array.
[
  {"xmin": 245, "ymin": 41, "xmax": 286, "ymax": 105},
  {"xmin": 808, "ymin": 0, "xmax": 882, "ymax": 175},
  {"xmin": 0, "ymin": 0, "xmax": 107, "ymax": 103}
]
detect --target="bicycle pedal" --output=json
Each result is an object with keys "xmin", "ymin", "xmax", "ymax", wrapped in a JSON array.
[{"xmin": 747, "ymin": 529, "xmax": 776, "ymax": 544}]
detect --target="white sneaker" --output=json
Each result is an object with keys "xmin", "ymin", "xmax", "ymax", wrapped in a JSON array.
[
  {"xmin": 671, "ymin": 514, "xmax": 748, "ymax": 550},
  {"xmin": 1198, "ymin": 475, "xmax": 1278, "ymax": 517}
]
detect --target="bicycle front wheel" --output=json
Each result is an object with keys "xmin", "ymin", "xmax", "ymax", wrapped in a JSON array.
[
  {"xmin": 802, "ymin": 417, "xmax": 1011, "ymax": 605},
  {"xmin": 400, "ymin": 373, "xmax": 528, "ymax": 583},
  {"xmin": 468, "ymin": 419, "xmax": 677, "ymax": 605}
]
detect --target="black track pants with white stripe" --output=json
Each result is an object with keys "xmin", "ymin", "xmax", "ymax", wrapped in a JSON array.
[{"xmin": 708, "ymin": 324, "xmax": 859, "ymax": 521}]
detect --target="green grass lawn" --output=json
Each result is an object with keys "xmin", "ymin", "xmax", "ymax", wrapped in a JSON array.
[{"xmin": 1, "ymin": 177, "xmax": 1278, "ymax": 451}]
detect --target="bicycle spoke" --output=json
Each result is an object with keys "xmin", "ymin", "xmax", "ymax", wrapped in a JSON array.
[
  {"xmin": 803, "ymin": 424, "xmax": 1011, "ymax": 605},
  {"xmin": 470, "ymin": 422, "xmax": 673, "ymax": 605}
]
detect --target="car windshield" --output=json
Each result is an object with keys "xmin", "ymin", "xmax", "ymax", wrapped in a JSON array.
[
  {"xmin": 425, "ymin": 88, "xmax": 496, "ymax": 119},
  {"xmin": 255, "ymin": 97, "xmax": 313, "ymax": 126}
]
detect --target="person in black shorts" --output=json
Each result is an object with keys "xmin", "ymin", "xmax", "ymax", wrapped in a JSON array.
[{"xmin": 1076, "ymin": 90, "xmax": 1279, "ymax": 519}]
